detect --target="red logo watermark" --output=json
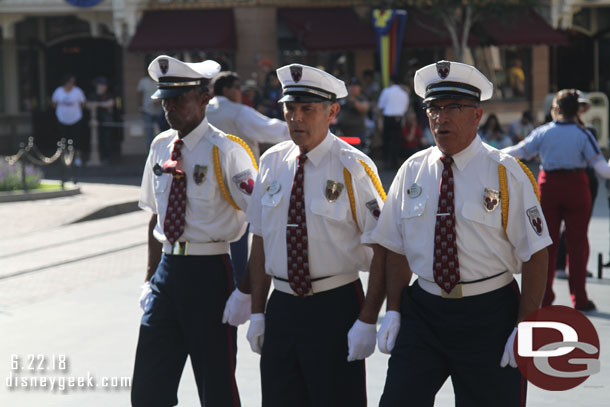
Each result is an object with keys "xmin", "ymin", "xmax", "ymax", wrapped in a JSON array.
[{"xmin": 514, "ymin": 305, "xmax": 600, "ymax": 391}]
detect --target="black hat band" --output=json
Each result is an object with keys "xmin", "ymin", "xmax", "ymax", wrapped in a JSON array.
[
  {"xmin": 283, "ymin": 85, "xmax": 336, "ymax": 101},
  {"xmin": 425, "ymin": 81, "xmax": 481, "ymax": 100}
]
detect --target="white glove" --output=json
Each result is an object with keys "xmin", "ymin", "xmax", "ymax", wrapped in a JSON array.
[
  {"xmin": 347, "ymin": 319, "xmax": 377, "ymax": 361},
  {"xmin": 138, "ymin": 281, "xmax": 153, "ymax": 311},
  {"xmin": 247, "ymin": 313, "xmax": 265, "ymax": 354},
  {"xmin": 222, "ymin": 288, "xmax": 251, "ymax": 326},
  {"xmin": 377, "ymin": 310, "xmax": 401, "ymax": 354},
  {"xmin": 500, "ymin": 327, "xmax": 518, "ymax": 368}
]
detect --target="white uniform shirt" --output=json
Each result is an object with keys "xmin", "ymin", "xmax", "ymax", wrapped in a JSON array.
[
  {"xmin": 372, "ymin": 135, "xmax": 552, "ymax": 283},
  {"xmin": 52, "ymin": 86, "xmax": 86, "ymax": 125},
  {"xmin": 206, "ymin": 96, "xmax": 290, "ymax": 160},
  {"xmin": 247, "ymin": 133, "xmax": 384, "ymax": 279},
  {"xmin": 377, "ymin": 84, "xmax": 409, "ymax": 117},
  {"xmin": 140, "ymin": 118, "xmax": 257, "ymax": 245}
]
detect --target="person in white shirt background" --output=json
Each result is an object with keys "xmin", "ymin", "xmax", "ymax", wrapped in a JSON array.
[
  {"xmin": 52, "ymin": 73, "xmax": 86, "ymax": 166},
  {"xmin": 377, "ymin": 75, "xmax": 409, "ymax": 169}
]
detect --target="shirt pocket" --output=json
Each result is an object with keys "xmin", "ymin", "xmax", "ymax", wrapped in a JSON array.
[
  {"xmin": 310, "ymin": 197, "xmax": 349, "ymax": 222},
  {"xmin": 154, "ymin": 175, "xmax": 171, "ymax": 195},
  {"xmin": 261, "ymin": 191, "xmax": 284, "ymax": 233},
  {"xmin": 461, "ymin": 201, "xmax": 501, "ymax": 229},
  {"xmin": 399, "ymin": 195, "xmax": 429, "ymax": 254}
]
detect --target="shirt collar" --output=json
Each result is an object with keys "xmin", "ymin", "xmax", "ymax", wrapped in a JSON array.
[
  {"xmin": 177, "ymin": 117, "xmax": 208, "ymax": 151},
  {"xmin": 430, "ymin": 134, "xmax": 482, "ymax": 171},
  {"xmin": 302, "ymin": 131, "xmax": 333, "ymax": 167}
]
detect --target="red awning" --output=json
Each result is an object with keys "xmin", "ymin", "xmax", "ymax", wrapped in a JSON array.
[
  {"xmin": 403, "ymin": 8, "xmax": 480, "ymax": 48},
  {"xmin": 278, "ymin": 8, "xmax": 376, "ymax": 51},
  {"xmin": 478, "ymin": 8, "xmax": 568, "ymax": 46},
  {"xmin": 128, "ymin": 10, "xmax": 236, "ymax": 52}
]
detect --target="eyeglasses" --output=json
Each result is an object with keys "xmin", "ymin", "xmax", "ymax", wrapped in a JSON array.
[{"xmin": 424, "ymin": 103, "xmax": 479, "ymax": 119}]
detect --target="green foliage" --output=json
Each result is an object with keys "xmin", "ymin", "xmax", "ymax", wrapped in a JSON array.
[{"xmin": 0, "ymin": 159, "xmax": 43, "ymax": 192}]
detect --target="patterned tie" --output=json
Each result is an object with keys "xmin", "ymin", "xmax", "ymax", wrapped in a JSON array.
[
  {"xmin": 163, "ymin": 138, "xmax": 187, "ymax": 246},
  {"xmin": 286, "ymin": 154, "xmax": 312, "ymax": 297},
  {"xmin": 433, "ymin": 156, "xmax": 460, "ymax": 294}
]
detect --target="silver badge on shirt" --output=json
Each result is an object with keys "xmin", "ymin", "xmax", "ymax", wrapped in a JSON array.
[
  {"xmin": 193, "ymin": 164, "xmax": 208, "ymax": 185},
  {"xmin": 266, "ymin": 181, "xmax": 281, "ymax": 195},
  {"xmin": 325, "ymin": 180, "xmax": 344, "ymax": 202},
  {"xmin": 407, "ymin": 183, "xmax": 422, "ymax": 198},
  {"xmin": 483, "ymin": 188, "xmax": 500, "ymax": 212}
]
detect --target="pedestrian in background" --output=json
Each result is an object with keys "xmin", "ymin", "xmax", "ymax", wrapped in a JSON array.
[
  {"xmin": 374, "ymin": 60, "xmax": 551, "ymax": 406},
  {"xmin": 87, "ymin": 76, "xmax": 115, "ymax": 164},
  {"xmin": 52, "ymin": 73, "xmax": 86, "ymax": 166},
  {"xmin": 503, "ymin": 88, "xmax": 610, "ymax": 311},
  {"xmin": 137, "ymin": 68, "xmax": 168, "ymax": 150},
  {"xmin": 337, "ymin": 76, "xmax": 370, "ymax": 147},
  {"xmin": 247, "ymin": 63, "xmax": 386, "ymax": 407},
  {"xmin": 377, "ymin": 75, "xmax": 409, "ymax": 169},
  {"xmin": 132, "ymin": 55, "xmax": 257, "ymax": 407},
  {"xmin": 508, "ymin": 110, "xmax": 535, "ymax": 144}
]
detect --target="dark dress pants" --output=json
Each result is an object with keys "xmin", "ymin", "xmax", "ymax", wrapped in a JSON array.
[
  {"xmin": 261, "ymin": 281, "xmax": 367, "ymax": 407},
  {"xmin": 380, "ymin": 280, "xmax": 526, "ymax": 407},
  {"xmin": 131, "ymin": 253, "xmax": 240, "ymax": 407}
]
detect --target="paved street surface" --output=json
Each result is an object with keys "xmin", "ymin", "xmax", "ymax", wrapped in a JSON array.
[{"xmin": 0, "ymin": 173, "xmax": 609, "ymax": 406}]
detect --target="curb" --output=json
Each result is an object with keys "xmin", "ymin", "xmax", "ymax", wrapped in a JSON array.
[{"xmin": 0, "ymin": 185, "xmax": 81, "ymax": 203}]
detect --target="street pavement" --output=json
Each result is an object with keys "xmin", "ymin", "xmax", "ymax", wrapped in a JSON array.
[{"xmin": 0, "ymin": 172, "xmax": 609, "ymax": 406}]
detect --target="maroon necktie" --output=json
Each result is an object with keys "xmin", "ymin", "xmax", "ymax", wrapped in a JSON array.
[
  {"xmin": 433, "ymin": 156, "xmax": 460, "ymax": 294},
  {"xmin": 286, "ymin": 154, "xmax": 312, "ymax": 297},
  {"xmin": 163, "ymin": 138, "xmax": 186, "ymax": 246}
]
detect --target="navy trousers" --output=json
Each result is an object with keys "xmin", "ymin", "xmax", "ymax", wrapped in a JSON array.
[
  {"xmin": 131, "ymin": 253, "xmax": 240, "ymax": 407},
  {"xmin": 380, "ymin": 280, "xmax": 527, "ymax": 407},
  {"xmin": 261, "ymin": 281, "xmax": 367, "ymax": 407},
  {"xmin": 230, "ymin": 225, "xmax": 249, "ymax": 285}
]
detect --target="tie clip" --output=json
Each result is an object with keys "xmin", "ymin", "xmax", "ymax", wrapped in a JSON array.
[
  {"xmin": 436, "ymin": 213, "xmax": 450, "ymax": 216},
  {"xmin": 287, "ymin": 224, "xmax": 298, "ymax": 227}
]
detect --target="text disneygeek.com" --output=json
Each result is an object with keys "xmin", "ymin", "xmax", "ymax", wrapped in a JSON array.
[{"xmin": 5, "ymin": 354, "xmax": 130, "ymax": 392}]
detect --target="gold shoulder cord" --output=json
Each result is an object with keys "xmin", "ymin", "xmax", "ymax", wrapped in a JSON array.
[
  {"xmin": 226, "ymin": 134, "xmax": 259, "ymax": 170},
  {"xmin": 358, "ymin": 159, "xmax": 387, "ymax": 202},
  {"xmin": 212, "ymin": 134, "xmax": 258, "ymax": 211},
  {"xmin": 213, "ymin": 145, "xmax": 240, "ymax": 210},
  {"xmin": 498, "ymin": 164, "xmax": 509, "ymax": 237},
  {"xmin": 498, "ymin": 159, "xmax": 541, "ymax": 237},
  {"xmin": 516, "ymin": 159, "xmax": 540, "ymax": 202},
  {"xmin": 343, "ymin": 160, "xmax": 388, "ymax": 231},
  {"xmin": 343, "ymin": 168, "xmax": 359, "ymax": 228}
]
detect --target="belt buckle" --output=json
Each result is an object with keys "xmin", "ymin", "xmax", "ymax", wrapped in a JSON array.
[
  {"xmin": 441, "ymin": 284, "xmax": 463, "ymax": 299},
  {"xmin": 171, "ymin": 241, "xmax": 188, "ymax": 256},
  {"xmin": 293, "ymin": 288, "xmax": 314, "ymax": 297}
]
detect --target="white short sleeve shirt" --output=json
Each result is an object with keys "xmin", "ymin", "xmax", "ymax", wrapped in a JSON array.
[
  {"xmin": 139, "ymin": 118, "xmax": 257, "ymax": 245},
  {"xmin": 372, "ymin": 135, "xmax": 552, "ymax": 283},
  {"xmin": 247, "ymin": 133, "xmax": 384, "ymax": 279}
]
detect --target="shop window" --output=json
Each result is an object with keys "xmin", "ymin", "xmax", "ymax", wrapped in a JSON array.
[{"xmin": 474, "ymin": 46, "xmax": 531, "ymax": 100}]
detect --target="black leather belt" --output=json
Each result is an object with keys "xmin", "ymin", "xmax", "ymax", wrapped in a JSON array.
[{"xmin": 545, "ymin": 168, "xmax": 585, "ymax": 173}]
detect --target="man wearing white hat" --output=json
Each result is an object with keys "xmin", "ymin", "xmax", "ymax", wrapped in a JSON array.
[
  {"xmin": 132, "ymin": 55, "xmax": 258, "ymax": 407},
  {"xmin": 246, "ymin": 63, "xmax": 387, "ymax": 406},
  {"xmin": 372, "ymin": 61, "xmax": 551, "ymax": 406}
]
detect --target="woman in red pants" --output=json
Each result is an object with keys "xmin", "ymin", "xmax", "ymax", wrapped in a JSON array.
[{"xmin": 504, "ymin": 89, "xmax": 610, "ymax": 311}]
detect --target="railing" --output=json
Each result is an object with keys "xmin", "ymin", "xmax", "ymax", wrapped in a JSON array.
[{"xmin": 4, "ymin": 137, "xmax": 75, "ymax": 191}]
